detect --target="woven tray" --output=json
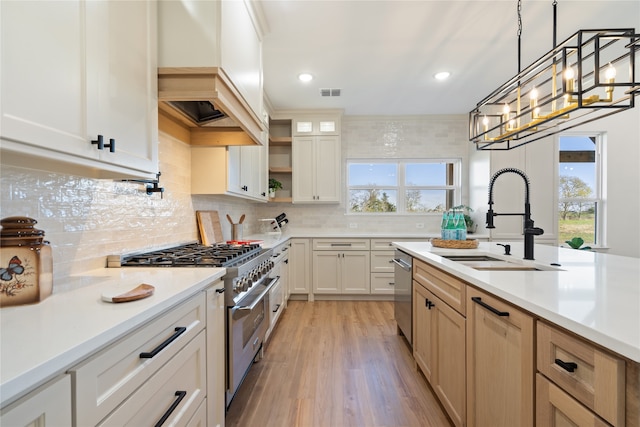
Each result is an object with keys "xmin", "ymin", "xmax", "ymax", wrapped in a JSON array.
[{"xmin": 430, "ymin": 238, "xmax": 479, "ymax": 249}]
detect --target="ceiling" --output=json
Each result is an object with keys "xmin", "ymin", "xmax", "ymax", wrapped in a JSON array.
[{"xmin": 257, "ymin": 0, "xmax": 639, "ymax": 116}]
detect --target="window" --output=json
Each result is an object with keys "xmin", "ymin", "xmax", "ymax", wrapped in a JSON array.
[
  {"xmin": 558, "ymin": 134, "xmax": 604, "ymax": 246},
  {"xmin": 347, "ymin": 160, "xmax": 460, "ymax": 214}
]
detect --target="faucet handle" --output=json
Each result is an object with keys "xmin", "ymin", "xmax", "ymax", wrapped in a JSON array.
[
  {"xmin": 486, "ymin": 209, "xmax": 496, "ymax": 229},
  {"xmin": 525, "ymin": 227, "xmax": 544, "ymax": 236}
]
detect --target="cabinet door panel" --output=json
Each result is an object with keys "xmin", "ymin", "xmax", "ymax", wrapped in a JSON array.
[
  {"xmin": 1, "ymin": 1, "xmax": 88, "ymax": 155},
  {"xmin": 289, "ymin": 239, "xmax": 310, "ymax": 294},
  {"xmin": 340, "ymin": 251, "xmax": 370, "ymax": 293},
  {"xmin": 292, "ymin": 136, "xmax": 315, "ymax": 202},
  {"xmin": 314, "ymin": 136, "xmax": 340, "ymax": 202},
  {"xmin": 0, "ymin": 375, "xmax": 71, "ymax": 427},
  {"xmin": 312, "ymin": 251, "xmax": 340, "ymax": 293},
  {"xmin": 466, "ymin": 287, "xmax": 534, "ymax": 427},
  {"xmin": 86, "ymin": 0, "xmax": 158, "ymax": 173},
  {"xmin": 413, "ymin": 282, "xmax": 433, "ymax": 381}
]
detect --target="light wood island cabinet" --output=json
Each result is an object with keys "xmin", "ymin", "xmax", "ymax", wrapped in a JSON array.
[
  {"xmin": 466, "ymin": 286, "xmax": 535, "ymax": 427},
  {"xmin": 413, "ymin": 259, "xmax": 466, "ymax": 427}
]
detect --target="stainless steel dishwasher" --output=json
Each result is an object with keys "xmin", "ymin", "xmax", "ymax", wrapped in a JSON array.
[{"xmin": 392, "ymin": 249, "xmax": 413, "ymax": 346}]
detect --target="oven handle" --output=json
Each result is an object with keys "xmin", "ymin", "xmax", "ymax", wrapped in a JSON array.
[{"xmin": 238, "ymin": 276, "xmax": 280, "ymax": 311}]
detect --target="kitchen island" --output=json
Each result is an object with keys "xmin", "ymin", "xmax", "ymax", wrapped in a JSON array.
[{"xmin": 394, "ymin": 240, "xmax": 639, "ymax": 426}]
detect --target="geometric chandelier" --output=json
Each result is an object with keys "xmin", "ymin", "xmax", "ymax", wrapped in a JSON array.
[{"xmin": 469, "ymin": 1, "xmax": 639, "ymax": 150}]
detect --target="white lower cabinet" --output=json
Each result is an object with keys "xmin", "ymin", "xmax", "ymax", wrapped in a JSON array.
[
  {"xmin": 312, "ymin": 239, "xmax": 370, "ymax": 294},
  {"xmin": 289, "ymin": 239, "xmax": 311, "ymax": 296},
  {"xmin": 206, "ymin": 283, "xmax": 226, "ymax": 427},
  {"xmin": 69, "ymin": 291, "xmax": 207, "ymax": 426},
  {"xmin": 0, "ymin": 375, "xmax": 71, "ymax": 426},
  {"xmin": 97, "ymin": 331, "xmax": 207, "ymax": 426}
]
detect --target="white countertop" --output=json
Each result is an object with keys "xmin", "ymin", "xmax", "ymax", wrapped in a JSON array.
[
  {"xmin": 393, "ymin": 241, "xmax": 640, "ymax": 363},
  {"xmin": 0, "ymin": 267, "xmax": 225, "ymax": 407}
]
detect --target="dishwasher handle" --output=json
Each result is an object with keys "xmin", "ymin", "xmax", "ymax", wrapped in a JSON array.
[{"xmin": 391, "ymin": 258, "xmax": 412, "ymax": 271}]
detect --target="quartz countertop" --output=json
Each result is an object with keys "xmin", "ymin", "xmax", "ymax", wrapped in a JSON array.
[
  {"xmin": 0, "ymin": 267, "xmax": 225, "ymax": 407},
  {"xmin": 393, "ymin": 241, "xmax": 640, "ymax": 363}
]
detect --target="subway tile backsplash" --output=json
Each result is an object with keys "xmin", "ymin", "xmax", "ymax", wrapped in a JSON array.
[{"xmin": 0, "ymin": 114, "xmax": 468, "ymax": 291}]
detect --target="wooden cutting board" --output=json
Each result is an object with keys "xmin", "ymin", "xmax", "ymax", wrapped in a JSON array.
[{"xmin": 196, "ymin": 210, "xmax": 224, "ymax": 245}]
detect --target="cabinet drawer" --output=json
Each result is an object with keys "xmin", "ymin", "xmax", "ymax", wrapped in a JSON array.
[
  {"xmin": 312, "ymin": 238, "xmax": 370, "ymax": 251},
  {"xmin": 537, "ymin": 321, "xmax": 625, "ymax": 426},
  {"xmin": 371, "ymin": 250, "xmax": 394, "ymax": 272},
  {"xmin": 70, "ymin": 293, "xmax": 206, "ymax": 426},
  {"xmin": 413, "ymin": 259, "xmax": 466, "ymax": 315},
  {"xmin": 536, "ymin": 374, "xmax": 610, "ymax": 427},
  {"xmin": 98, "ymin": 331, "xmax": 207, "ymax": 426},
  {"xmin": 370, "ymin": 273, "xmax": 395, "ymax": 294}
]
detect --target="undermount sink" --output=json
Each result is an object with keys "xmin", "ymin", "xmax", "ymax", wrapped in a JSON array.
[{"xmin": 440, "ymin": 254, "xmax": 554, "ymax": 271}]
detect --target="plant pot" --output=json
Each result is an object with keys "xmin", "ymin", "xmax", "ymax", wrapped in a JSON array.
[{"xmin": 269, "ymin": 189, "xmax": 276, "ymax": 199}]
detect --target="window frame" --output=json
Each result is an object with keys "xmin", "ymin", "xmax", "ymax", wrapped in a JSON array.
[
  {"xmin": 557, "ymin": 132, "xmax": 605, "ymax": 246},
  {"xmin": 346, "ymin": 158, "xmax": 462, "ymax": 215}
]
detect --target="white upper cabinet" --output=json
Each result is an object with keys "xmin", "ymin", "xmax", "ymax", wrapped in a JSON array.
[
  {"xmin": 0, "ymin": 0, "xmax": 159, "ymax": 179},
  {"xmin": 293, "ymin": 115, "xmax": 341, "ymax": 136},
  {"xmin": 158, "ymin": 0, "xmax": 265, "ymax": 129}
]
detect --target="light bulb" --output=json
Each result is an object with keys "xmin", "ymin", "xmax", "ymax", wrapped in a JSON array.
[
  {"xmin": 564, "ymin": 67, "xmax": 575, "ymax": 80},
  {"xmin": 503, "ymin": 104, "xmax": 510, "ymax": 115},
  {"xmin": 605, "ymin": 64, "xmax": 616, "ymax": 80},
  {"xmin": 530, "ymin": 87, "xmax": 538, "ymax": 100},
  {"xmin": 482, "ymin": 116, "xmax": 489, "ymax": 132}
]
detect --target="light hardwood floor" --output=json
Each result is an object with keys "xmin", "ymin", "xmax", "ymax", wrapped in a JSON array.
[{"xmin": 225, "ymin": 300, "xmax": 453, "ymax": 427}]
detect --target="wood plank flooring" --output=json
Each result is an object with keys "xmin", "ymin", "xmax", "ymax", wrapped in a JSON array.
[{"xmin": 225, "ymin": 300, "xmax": 452, "ymax": 427}]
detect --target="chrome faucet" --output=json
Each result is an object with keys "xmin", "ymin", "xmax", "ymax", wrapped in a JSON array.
[{"xmin": 486, "ymin": 168, "xmax": 544, "ymax": 260}]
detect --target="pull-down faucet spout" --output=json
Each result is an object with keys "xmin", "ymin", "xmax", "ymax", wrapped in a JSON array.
[{"xmin": 486, "ymin": 168, "xmax": 544, "ymax": 260}]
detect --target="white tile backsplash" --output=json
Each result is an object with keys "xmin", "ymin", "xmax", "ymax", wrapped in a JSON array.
[{"xmin": 0, "ymin": 115, "xmax": 470, "ymax": 291}]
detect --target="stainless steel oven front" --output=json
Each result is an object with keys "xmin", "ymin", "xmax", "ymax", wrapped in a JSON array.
[{"xmin": 226, "ymin": 275, "xmax": 278, "ymax": 407}]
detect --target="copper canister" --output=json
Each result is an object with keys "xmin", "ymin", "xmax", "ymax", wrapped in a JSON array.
[{"xmin": 0, "ymin": 217, "xmax": 53, "ymax": 307}]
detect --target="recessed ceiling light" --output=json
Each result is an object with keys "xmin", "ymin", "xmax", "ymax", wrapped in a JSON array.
[
  {"xmin": 298, "ymin": 73, "xmax": 313, "ymax": 82},
  {"xmin": 434, "ymin": 71, "xmax": 451, "ymax": 81}
]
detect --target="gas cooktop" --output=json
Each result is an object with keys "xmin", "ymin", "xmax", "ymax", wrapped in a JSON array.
[{"xmin": 110, "ymin": 242, "xmax": 264, "ymax": 268}]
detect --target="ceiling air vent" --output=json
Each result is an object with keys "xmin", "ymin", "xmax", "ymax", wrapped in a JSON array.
[{"xmin": 320, "ymin": 88, "xmax": 341, "ymax": 97}]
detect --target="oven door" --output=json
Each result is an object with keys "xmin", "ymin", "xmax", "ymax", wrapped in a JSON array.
[{"xmin": 227, "ymin": 276, "xmax": 278, "ymax": 407}]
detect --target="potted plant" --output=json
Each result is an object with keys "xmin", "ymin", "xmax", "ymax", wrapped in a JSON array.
[
  {"xmin": 268, "ymin": 178, "xmax": 283, "ymax": 199},
  {"xmin": 453, "ymin": 205, "xmax": 476, "ymax": 234}
]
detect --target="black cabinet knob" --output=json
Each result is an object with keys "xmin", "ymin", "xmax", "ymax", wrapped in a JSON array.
[
  {"xmin": 91, "ymin": 135, "xmax": 104, "ymax": 150},
  {"xmin": 105, "ymin": 138, "xmax": 116, "ymax": 153}
]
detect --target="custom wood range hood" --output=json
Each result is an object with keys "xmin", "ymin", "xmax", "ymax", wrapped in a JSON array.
[{"xmin": 158, "ymin": 67, "xmax": 266, "ymax": 146}]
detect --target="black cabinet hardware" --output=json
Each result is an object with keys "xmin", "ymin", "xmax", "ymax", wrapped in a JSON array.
[
  {"xmin": 154, "ymin": 391, "xmax": 186, "ymax": 427},
  {"xmin": 273, "ymin": 304, "xmax": 281, "ymax": 313},
  {"xmin": 91, "ymin": 135, "xmax": 104, "ymax": 150},
  {"xmin": 139, "ymin": 326, "xmax": 186, "ymax": 358},
  {"xmin": 242, "ymin": 185, "xmax": 248, "ymax": 191},
  {"xmin": 215, "ymin": 288, "xmax": 225, "ymax": 293},
  {"xmin": 555, "ymin": 358, "xmax": 578, "ymax": 372},
  {"xmin": 104, "ymin": 138, "xmax": 116, "ymax": 153},
  {"xmin": 425, "ymin": 298, "xmax": 435, "ymax": 309},
  {"xmin": 472, "ymin": 297, "xmax": 509, "ymax": 316}
]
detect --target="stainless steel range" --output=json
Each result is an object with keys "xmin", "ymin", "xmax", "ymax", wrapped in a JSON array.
[{"xmin": 110, "ymin": 242, "xmax": 277, "ymax": 408}]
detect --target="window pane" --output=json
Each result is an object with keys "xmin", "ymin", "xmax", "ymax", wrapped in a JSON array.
[
  {"xmin": 406, "ymin": 163, "xmax": 448, "ymax": 186},
  {"xmin": 405, "ymin": 190, "xmax": 450, "ymax": 213},
  {"xmin": 559, "ymin": 136, "xmax": 596, "ymax": 198},
  {"xmin": 348, "ymin": 164, "xmax": 397, "ymax": 186},
  {"xmin": 558, "ymin": 201, "xmax": 596, "ymax": 245},
  {"xmin": 349, "ymin": 189, "xmax": 397, "ymax": 212}
]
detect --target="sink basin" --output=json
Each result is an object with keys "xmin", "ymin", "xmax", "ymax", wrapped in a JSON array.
[
  {"xmin": 440, "ymin": 254, "xmax": 558, "ymax": 271},
  {"xmin": 441, "ymin": 255, "xmax": 504, "ymax": 262}
]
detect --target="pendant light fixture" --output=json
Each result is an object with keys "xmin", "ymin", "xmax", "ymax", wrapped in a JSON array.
[{"xmin": 469, "ymin": 0, "xmax": 639, "ymax": 150}]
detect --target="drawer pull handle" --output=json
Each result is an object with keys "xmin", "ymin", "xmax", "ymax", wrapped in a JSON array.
[
  {"xmin": 471, "ymin": 297, "xmax": 509, "ymax": 317},
  {"xmin": 273, "ymin": 303, "xmax": 281, "ymax": 313},
  {"xmin": 555, "ymin": 358, "xmax": 578, "ymax": 373},
  {"xmin": 140, "ymin": 327, "xmax": 186, "ymax": 359},
  {"xmin": 331, "ymin": 243, "xmax": 352, "ymax": 247},
  {"xmin": 154, "ymin": 390, "xmax": 186, "ymax": 427},
  {"xmin": 215, "ymin": 288, "xmax": 225, "ymax": 293}
]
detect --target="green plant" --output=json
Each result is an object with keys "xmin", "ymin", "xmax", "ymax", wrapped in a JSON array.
[
  {"xmin": 268, "ymin": 178, "xmax": 283, "ymax": 191},
  {"xmin": 452, "ymin": 204, "xmax": 474, "ymax": 229},
  {"xmin": 565, "ymin": 237, "xmax": 592, "ymax": 250}
]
